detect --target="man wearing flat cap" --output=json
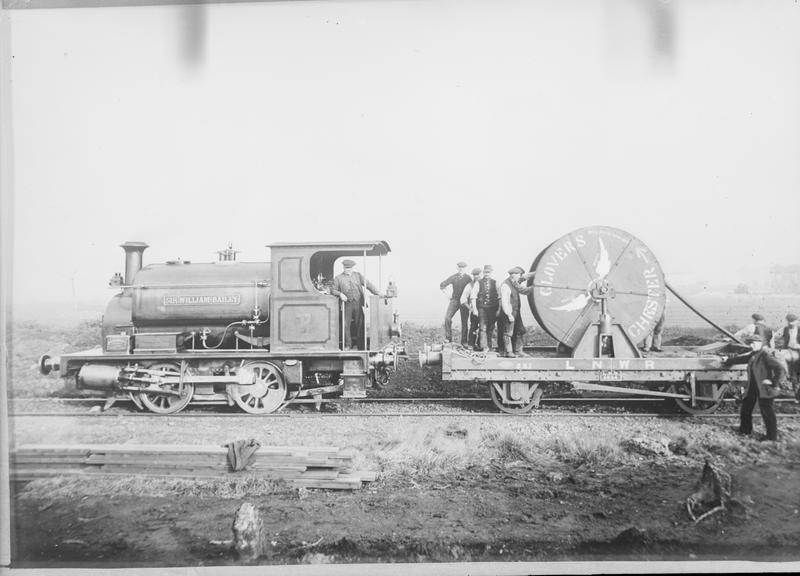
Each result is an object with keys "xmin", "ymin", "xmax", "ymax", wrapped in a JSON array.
[
  {"xmin": 330, "ymin": 259, "xmax": 380, "ymax": 350},
  {"xmin": 779, "ymin": 313, "xmax": 800, "ymax": 351},
  {"xmin": 498, "ymin": 266, "xmax": 535, "ymax": 357},
  {"xmin": 459, "ymin": 267, "xmax": 483, "ymax": 349},
  {"xmin": 440, "ymin": 261, "xmax": 472, "ymax": 346},
  {"xmin": 469, "ymin": 265, "xmax": 499, "ymax": 352},
  {"xmin": 779, "ymin": 313, "xmax": 800, "ymax": 383},
  {"xmin": 737, "ymin": 338, "xmax": 792, "ymax": 442},
  {"xmin": 726, "ymin": 320, "xmax": 796, "ymax": 441},
  {"xmin": 734, "ymin": 312, "xmax": 774, "ymax": 350}
]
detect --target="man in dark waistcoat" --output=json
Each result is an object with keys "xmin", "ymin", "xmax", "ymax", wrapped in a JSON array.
[
  {"xmin": 440, "ymin": 261, "xmax": 471, "ymax": 345},
  {"xmin": 472, "ymin": 264, "xmax": 499, "ymax": 352},
  {"xmin": 779, "ymin": 313, "xmax": 800, "ymax": 350},
  {"xmin": 726, "ymin": 315, "xmax": 776, "ymax": 366},
  {"xmin": 330, "ymin": 259, "xmax": 380, "ymax": 350},
  {"xmin": 499, "ymin": 266, "xmax": 535, "ymax": 358},
  {"xmin": 733, "ymin": 312, "xmax": 774, "ymax": 349}
]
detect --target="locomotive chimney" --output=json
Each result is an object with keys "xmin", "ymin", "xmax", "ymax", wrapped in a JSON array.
[{"xmin": 120, "ymin": 242, "xmax": 149, "ymax": 285}]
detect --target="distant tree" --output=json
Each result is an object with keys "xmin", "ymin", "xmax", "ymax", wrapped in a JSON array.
[{"xmin": 734, "ymin": 283, "xmax": 749, "ymax": 295}]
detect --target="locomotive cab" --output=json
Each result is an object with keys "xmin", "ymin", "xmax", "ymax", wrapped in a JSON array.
[{"xmin": 269, "ymin": 240, "xmax": 398, "ymax": 353}]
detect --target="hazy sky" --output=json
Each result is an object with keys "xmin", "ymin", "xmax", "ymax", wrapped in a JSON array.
[{"xmin": 5, "ymin": 0, "xmax": 800, "ymax": 322}]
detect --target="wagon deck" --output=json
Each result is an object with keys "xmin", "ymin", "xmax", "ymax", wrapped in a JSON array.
[{"xmin": 422, "ymin": 343, "xmax": 747, "ymax": 414}]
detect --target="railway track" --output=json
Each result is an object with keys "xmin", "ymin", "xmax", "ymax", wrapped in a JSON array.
[
  {"xmin": 10, "ymin": 412, "xmax": 800, "ymax": 419},
  {"xmin": 17, "ymin": 395, "xmax": 800, "ymax": 405},
  {"xmin": 9, "ymin": 396, "xmax": 694, "ymax": 404},
  {"xmin": 9, "ymin": 402, "xmax": 800, "ymax": 419},
  {"xmin": 10, "ymin": 394, "xmax": 798, "ymax": 419},
  {"xmin": 2, "ymin": 414, "xmax": 613, "ymax": 418}
]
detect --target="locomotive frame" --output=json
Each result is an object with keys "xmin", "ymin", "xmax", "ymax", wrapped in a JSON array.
[{"xmin": 40, "ymin": 240, "xmax": 406, "ymax": 414}]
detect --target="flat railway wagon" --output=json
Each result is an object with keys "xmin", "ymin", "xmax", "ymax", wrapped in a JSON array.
[
  {"xmin": 419, "ymin": 226, "xmax": 759, "ymax": 415},
  {"xmin": 39, "ymin": 241, "xmax": 406, "ymax": 414}
]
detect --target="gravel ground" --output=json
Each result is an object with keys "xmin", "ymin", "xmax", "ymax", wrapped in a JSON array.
[
  {"xmin": 9, "ymin": 409, "xmax": 800, "ymax": 567},
  {"xmin": 8, "ymin": 321, "xmax": 800, "ymax": 567}
]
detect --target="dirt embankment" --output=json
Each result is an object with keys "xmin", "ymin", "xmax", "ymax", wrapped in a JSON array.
[{"xmin": 10, "ymin": 414, "xmax": 800, "ymax": 567}]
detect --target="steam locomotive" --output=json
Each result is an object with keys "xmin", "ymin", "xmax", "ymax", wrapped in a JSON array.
[{"xmin": 39, "ymin": 241, "xmax": 406, "ymax": 414}]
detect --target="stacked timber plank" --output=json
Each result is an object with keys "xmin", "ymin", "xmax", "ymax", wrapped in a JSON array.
[{"xmin": 11, "ymin": 444, "xmax": 378, "ymax": 490}]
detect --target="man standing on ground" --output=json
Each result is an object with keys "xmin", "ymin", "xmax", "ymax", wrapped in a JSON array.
[
  {"xmin": 440, "ymin": 261, "xmax": 472, "ymax": 346},
  {"xmin": 330, "ymin": 259, "xmax": 380, "ymax": 350},
  {"xmin": 499, "ymin": 267, "xmax": 535, "ymax": 358},
  {"xmin": 738, "ymin": 337, "xmax": 791, "ymax": 442},
  {"xmin": 471, "ymin": 265, "xmax": 499, "ymax": 352}
]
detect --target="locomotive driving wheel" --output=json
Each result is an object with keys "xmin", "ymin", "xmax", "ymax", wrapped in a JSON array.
[
  {"xmin": 228, "ymin": 361, "xmax": 287, "ymax": 414},
  {"xmin": 490, "ymin": 381, "xmax": 542, "ymax": 414},
  {"xmin": 139, "ymin": 362, "xmax": 195, "ymax": 415}
]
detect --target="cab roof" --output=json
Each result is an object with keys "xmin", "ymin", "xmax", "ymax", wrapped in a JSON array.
[{"xmin": 267, "ymin": 240, "xmax": 391, "ymax": 256}]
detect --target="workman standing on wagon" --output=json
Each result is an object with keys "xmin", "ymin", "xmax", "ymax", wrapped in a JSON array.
[
  {"xmin": 642, "ymin": 308, "xmax": 666, "ymax": 353},
  {"xmin": 460, "ymin": 267, "xmax": 482, "ymax": 349},
  {"xmin": 498, "ymin": 266, "xmax": 535, "ymax": 358},
  {"xmin": 440, "ymin": 261, "xmax": 472, "ymax": 346},
  {"xmin": 330, "ymin": 259, "xmax": 381, "ymax": 351},
  {"xmin": 471, "ymin": 264, "xmax": 499, "ymax": 352}
]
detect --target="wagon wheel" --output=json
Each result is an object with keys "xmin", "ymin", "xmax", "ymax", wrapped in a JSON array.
[
  {"xmin": 490, "ymin": 381, "xmax": 542, "ymax": 414},
  {"xmin": 669, "ymin": 381, "xmax": 729, "ymax": 415},
  {"xmin": 229, "ymin": 361, "xmax": 286, "ymax": 414},
  {"xmin": 139, "ymin": 362, "xmax": 195, "ymax": 415}
]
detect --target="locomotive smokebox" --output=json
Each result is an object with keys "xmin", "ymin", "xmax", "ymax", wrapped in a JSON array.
[{"xmin": 121, "ymin": 241, "xmax": 149, "ymax": 285}]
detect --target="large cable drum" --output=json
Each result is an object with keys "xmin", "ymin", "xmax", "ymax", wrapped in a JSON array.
[{"xmin": 528, "ymin": 226, "xmax": 666, "ymax": 349}]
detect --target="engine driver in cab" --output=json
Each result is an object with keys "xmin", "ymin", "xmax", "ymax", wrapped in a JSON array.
[{"xmin": 330, "ymin": 259, "xmax": 381, "ymax": 350}]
